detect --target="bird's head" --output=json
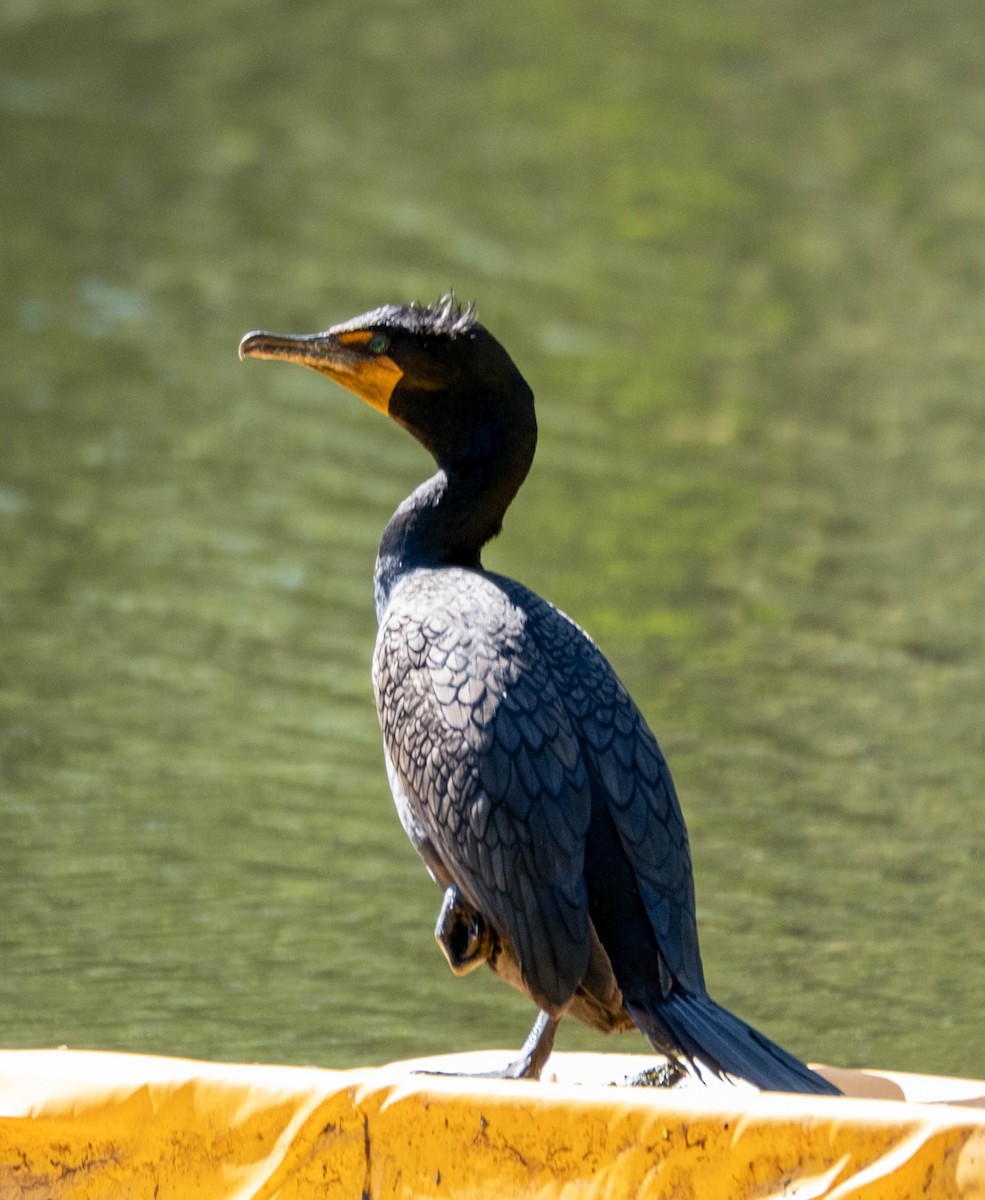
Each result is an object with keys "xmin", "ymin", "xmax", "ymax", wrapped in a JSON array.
[{"xmin": 239, "ymin": 296, "xmax": 536, "ymax": 473}]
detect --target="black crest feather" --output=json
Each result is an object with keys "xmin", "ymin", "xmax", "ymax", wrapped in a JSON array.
[{"xmin": 334, "ymin": 294, "xmax": 477, "ymax": 340}]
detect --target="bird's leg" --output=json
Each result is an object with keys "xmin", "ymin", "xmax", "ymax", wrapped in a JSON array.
[
  {"xmin": 435, "ymin": 885, "xmax": 494, "ymax": 975},
  {"xmin": 492, "ymin": 1009, "xmax": 560, "ymax": 1081},
  {"xmin": 426, "ymin": 890, "xmax": 562, "ymax": 1082},
  {"xmin": 413, "ymin": 1008, "xmax": 561, "ymax": 1082},
  {"xmin": 430, "ymin": 888, "xmax": 562, "ymax": 1081}
]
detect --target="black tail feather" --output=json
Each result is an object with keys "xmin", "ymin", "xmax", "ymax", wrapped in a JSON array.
[{"xmin": 627, "ymin": 991, "xmax": 840, "ymax": 1096}]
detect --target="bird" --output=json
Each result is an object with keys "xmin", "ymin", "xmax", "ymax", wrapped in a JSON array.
[{"xmin": 238, "ymin": 295, "xmax": 838, "ymax": 1094}]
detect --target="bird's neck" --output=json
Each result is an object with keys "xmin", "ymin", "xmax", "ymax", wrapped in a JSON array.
[{"xmin": 374, "ymin": 451, "xmax": 531, "ymax": 619}]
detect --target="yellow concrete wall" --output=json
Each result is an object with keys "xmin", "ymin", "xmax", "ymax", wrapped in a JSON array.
[{"xmin": 1, "ymin": 1050, "xmax": 983, "ymax": 1198}]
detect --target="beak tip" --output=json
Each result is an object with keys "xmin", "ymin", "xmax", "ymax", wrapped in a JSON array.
[{"xmin": 238, "ymin": 331, "xmax": 259, "ymax": 362}]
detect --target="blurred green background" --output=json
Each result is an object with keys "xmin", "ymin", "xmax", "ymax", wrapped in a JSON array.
[{"xmin": 2, "ymin": 0, "xmax": 983, "ymax": 1078}]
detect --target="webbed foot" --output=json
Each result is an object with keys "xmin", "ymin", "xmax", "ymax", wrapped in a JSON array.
[{"xmin": 435, "ymin": 885, "xmax": 495, "ymax": 976}]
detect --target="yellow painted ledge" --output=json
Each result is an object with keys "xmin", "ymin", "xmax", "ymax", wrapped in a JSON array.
[{"xmin": 1, "ymin": 1049, "xmax": 984, "ymax": 1199}]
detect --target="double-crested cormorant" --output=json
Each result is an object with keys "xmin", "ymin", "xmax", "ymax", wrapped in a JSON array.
[{"xmin": 239, "ymin": 296, "xmax": 837, "ymax": 1094}]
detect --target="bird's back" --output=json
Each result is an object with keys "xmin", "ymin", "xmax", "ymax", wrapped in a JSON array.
[{"xmin": 373, "ymin": 565, "xmax": 705, "ymax": 1017}]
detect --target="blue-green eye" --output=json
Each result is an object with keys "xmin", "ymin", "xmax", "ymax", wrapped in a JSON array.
[{"xmin": 368, "ymin": 333, "xmax": 390, "ymax": 355}]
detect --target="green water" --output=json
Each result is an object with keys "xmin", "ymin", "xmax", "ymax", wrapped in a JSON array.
[{"xmin": 2, "ymin": 0, "xmax": 984, "ymax": 1078}]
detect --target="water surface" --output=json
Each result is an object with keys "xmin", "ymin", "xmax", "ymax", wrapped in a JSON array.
[{"xmin": 2, "ymin": 0, "xmax": 984, "ymax": 1077}]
